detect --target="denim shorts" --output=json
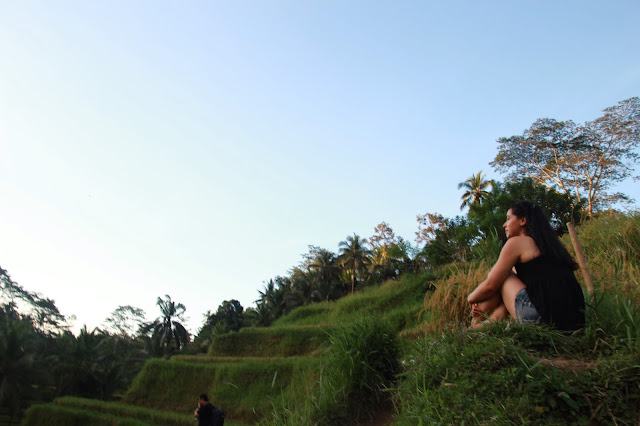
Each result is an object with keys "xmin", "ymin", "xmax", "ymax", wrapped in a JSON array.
[{"xmin": 515, "ymin": 288, "xmax": 542, "ymax": 324}]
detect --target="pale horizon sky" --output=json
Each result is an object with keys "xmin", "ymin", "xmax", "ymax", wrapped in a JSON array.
[{"xmin": 1, "ymin": 1, "xmax": 639, "ymax": 334}]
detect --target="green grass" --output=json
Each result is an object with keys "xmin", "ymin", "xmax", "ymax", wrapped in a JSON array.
[
  {"xmin": 395, "ymin": 323, "xmax": 640, "ymax": 424},
  {"xmin": 261, "ymin": 316, "xmax": 401, "ymax": 426},
  {"xmin": 271, "ymin": 303, "xmax": 332, "ymax": 327},
  {"xmin": 263, "ymin": 213, "xmax": 640, "ymax": 424},
  {"xmin": 123, "ymin": 357, "xmax": 321, "ymax": 423},
  {"xmin": 328, "ymin": 271, "xmax": 435, "ymax": 330},
  {"xmin": 208, "ymin": 326, "xmax": 332, "ymax": 357},
  {"xmin": 172, "ymin": 355, "xmax": 314, "ymax": 363},
  {"xmin": 22, "ymin": 398, "xmax": 253, "ymax": 425},
  {"xmin": 22, "ymin": 403, "xmax": 156, "ymax": 426},
  {"xmin": 270, "ymin": 271, "xmax": 435, "ymax": 333}
]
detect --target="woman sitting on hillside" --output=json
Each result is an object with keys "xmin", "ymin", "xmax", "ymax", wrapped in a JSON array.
[{"xmin": 467, "ymin": 201, "xmax": 585, "ymax": 331}]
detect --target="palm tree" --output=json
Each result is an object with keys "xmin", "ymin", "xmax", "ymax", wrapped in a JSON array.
[
  {"xmin": 249, "ymin": 302, "xmax": 273, "ymax": 327},
  {"xmin": 338, "ymin": 234, "xmax": 373, "ymax": 294},
  {"xmin": 458, "ymin": 171, "xmax": 492, "ymax": 210},
  {"xmin": 256, "ymin": 278, "xmax": 289, "ymax": 322},
  {"xmin": 141, "ymin": 295, "xmax": 189, "ymax": 357},
  {"xmin": 308, "ymin": 249, "xmax": 343, "ymax": 300}
]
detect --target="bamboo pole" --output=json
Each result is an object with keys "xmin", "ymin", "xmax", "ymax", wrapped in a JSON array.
[{"xmin": 566, "ymin": 222, "xmax": 594, "ymax": 295}]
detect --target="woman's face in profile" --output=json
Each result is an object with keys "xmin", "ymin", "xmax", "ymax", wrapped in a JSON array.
[{"xmin": 503, "ymin": 208, "xmax": 526, "ymax": 239}]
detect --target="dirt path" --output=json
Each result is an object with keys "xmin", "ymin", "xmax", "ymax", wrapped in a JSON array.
[{"xmin": 351, "ymin": 407, "xmax": 395, "ymax": 426}]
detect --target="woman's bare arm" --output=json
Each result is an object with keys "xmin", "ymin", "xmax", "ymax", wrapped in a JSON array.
[{"xmin": 467, "ymin": 237, "xmax": 528, "ymax": 304}]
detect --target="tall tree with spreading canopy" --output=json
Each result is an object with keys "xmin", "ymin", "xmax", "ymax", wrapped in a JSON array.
[
  {"xmin": 457, "ymin": 171, "xmax": 492, "ymax": 210},
  {"xmin": 491, "ymin": 97, "xmax": 640, "ymax": 216},
  {"xmin": 1, "ymin": 266, "xmax": 67, "ymax": 332},
  {"xmin": 102, "ymin": 305, "xmax": 146, "ymax": 338},
  {"xmin": 369, "ymin": 222, "xmax": 402, "ymax": 281},
  {"xmin": 338, "ymin": 233, "xmax": 372, "ymax": 294}
]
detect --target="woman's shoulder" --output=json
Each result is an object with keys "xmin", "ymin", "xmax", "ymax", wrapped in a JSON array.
[{"xmin": 504, "ymin": 235, "xmax": 540, "ymax": 263}]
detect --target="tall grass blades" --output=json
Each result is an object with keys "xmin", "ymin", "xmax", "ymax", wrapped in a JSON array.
[
  {"xmin": 567, "ymin": 211, "xmax": 640, "ymax": 302},
  {"xmin": 420, "ymin": 262, "xmax": 490, "ymax": 333},
  {"xmin": 583, "ymin": 289, "xmax": 640, "ymax": 354},
  {"xmin": 262, "ymin": 315, "xmax": 401, "ymax": 425},
  {"xmin": 320, "ymin": 315, "xmax": 400, "ymax": 423},
  {"xmin": 329, "ymin": 271, "xmax": 435, "ymax": 333}
]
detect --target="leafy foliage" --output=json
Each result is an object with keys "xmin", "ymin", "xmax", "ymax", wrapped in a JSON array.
[
  {"xmin": 468, "ymin": 178, "xmax": 580, "ymax": 240},
  {"xmin": 418, "ymin": 214, "xmax": 476, "ymax": 267},
  {"xmin": 491, "ymin": 97, "xmax": 640, "ymax": 215}
]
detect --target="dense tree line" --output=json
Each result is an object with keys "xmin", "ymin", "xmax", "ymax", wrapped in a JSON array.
[{"xmin": 0, "ymin": 270, "xmax": 191, "ymax": 423}]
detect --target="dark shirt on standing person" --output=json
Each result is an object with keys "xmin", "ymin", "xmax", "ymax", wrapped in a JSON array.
[{"xmin": 197, "ymin": 402, "xmax": 214, "ymax": 425}]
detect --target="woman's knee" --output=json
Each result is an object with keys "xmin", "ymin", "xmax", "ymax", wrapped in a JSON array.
[{"xmin": 502, "ymin": 274, "xmax": 526, "ymax": 317}]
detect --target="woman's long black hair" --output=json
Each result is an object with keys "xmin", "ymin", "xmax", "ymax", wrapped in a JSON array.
[{"xmin": 510, "ymin": 201, "xmax": 579, "ymax": 270}]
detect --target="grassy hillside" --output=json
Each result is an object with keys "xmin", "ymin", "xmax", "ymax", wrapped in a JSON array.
[
  {"xmin": 122, "ymin": 357, "xmax": 321, "ymax": 423},
  {"xmin": 207, "ymin": 326, "xmax": 332, "ymax": 357},
  {"xmin": 23, "ymin": 212, "xmax": 640, "ymax": 425},
  {"xmin": 260, "ymin": 212, "xmax": 640, "ymax": 424}
]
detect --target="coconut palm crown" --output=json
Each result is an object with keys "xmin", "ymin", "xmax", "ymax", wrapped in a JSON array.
[{"xmin": 458, "ymin": 171, "xmax": 492, "ymax": 210}]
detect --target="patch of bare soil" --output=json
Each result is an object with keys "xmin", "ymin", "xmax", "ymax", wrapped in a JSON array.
[
  {"xmin": 350, "ymin": 406, "xmax": 395, "ymax": 426},
  {"xmin": 538, "ymin": 358, "xmax": 596, "ymax": 374}
]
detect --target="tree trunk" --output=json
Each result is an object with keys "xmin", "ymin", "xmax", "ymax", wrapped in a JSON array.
[{"xmin": 566, "ymin": 222, "xmax": 594, "ymax": 296}]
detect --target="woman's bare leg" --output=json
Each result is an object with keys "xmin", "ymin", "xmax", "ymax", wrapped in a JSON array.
[
  {"xmin": 500, "ymin": 274, "xmax": 527, "ymax": 320},
  {"xmin": 471, "ymin": 273, "xmax": 526, "ymax": 327}
]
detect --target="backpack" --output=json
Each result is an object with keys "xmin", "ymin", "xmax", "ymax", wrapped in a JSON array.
[{"xmin": 211, "ymin": 406, "xmax": 225, "ymax": 426}]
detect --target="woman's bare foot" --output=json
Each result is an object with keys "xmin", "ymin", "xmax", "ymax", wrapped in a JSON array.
[{"xmin": 470, "ymin": 318, "xmax": 491, "ymax": 329}]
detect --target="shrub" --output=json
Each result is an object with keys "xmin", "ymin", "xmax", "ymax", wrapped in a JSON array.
[
  {"xmin": 263, "ymin": 315, "xmax": 400, "ymax": 425},
  {"xmin": 321, "ymin": 315, "xmax": 400, "ymax": 422}
]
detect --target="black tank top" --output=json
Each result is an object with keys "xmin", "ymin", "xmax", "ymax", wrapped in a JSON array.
[{"xmin": 515, "ymin": 256, "xmax": 585, "ymax": 331}]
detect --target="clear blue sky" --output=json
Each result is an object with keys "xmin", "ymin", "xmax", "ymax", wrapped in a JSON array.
[{"xmin": 1, "ymin": 1, "xmax": 638, "ymax": 334}]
